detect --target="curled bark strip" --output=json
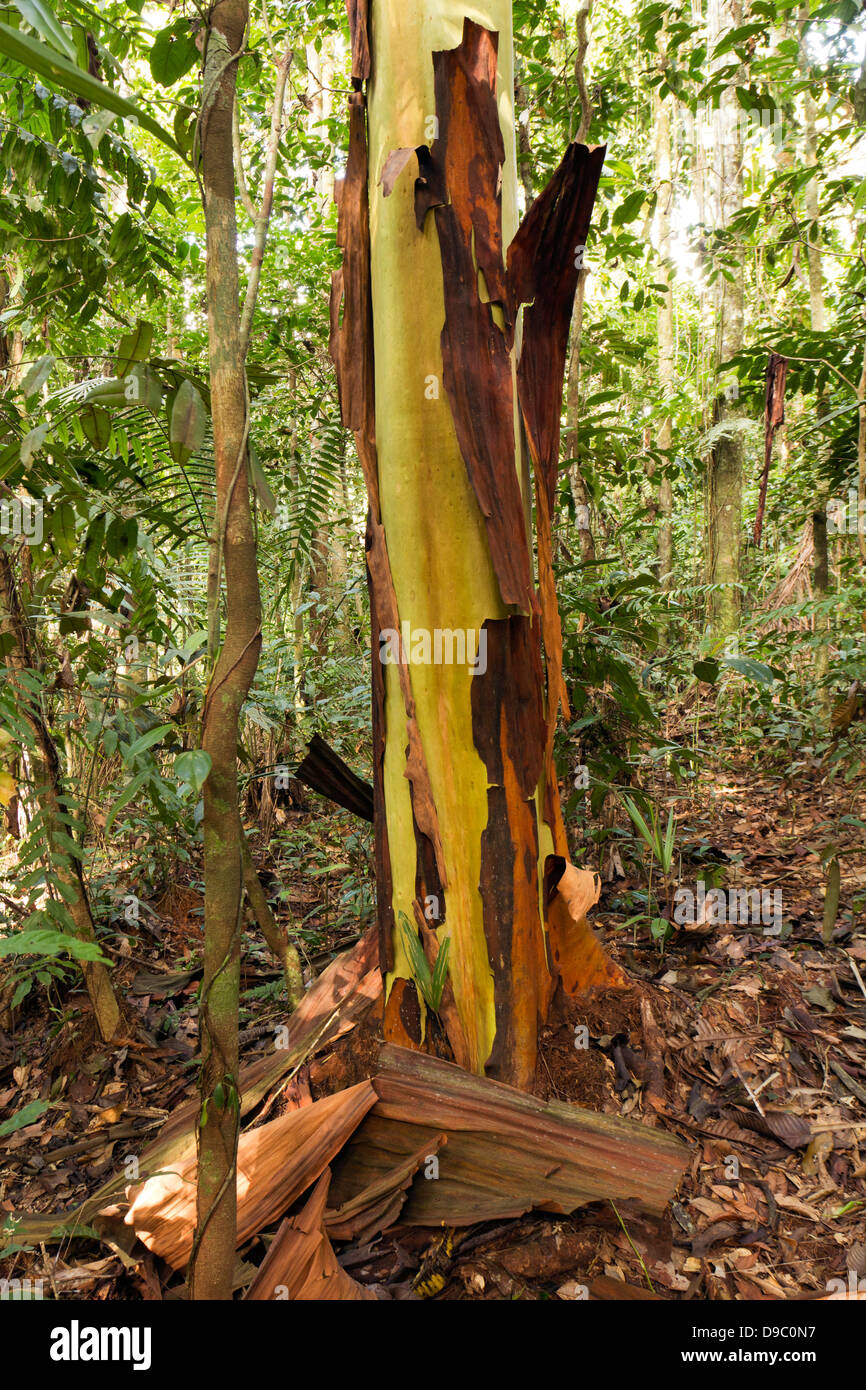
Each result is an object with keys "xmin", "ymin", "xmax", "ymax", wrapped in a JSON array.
[
  {"xmin": 506, "ymin": 143, "xmax": 605, "ymax": 739},
  {"xmin": 544, "ymin": 858, "xmax": 628, "ymax": 995},
  {"xmin": 507, "ymin": 141, "xmax": 606, "ymax": 512},
  {"xmin": 415, "ymin": 19, "xmax": 536, "ymax": 615},
  {"xmin": 379, "ymin": 145, "xmax": 421, "ymax": 197},
  {"xmin": 472, "ymin": 619, "xmax": 551, "ymax": 1088},
  {"xmin": 344, "ymin": 0, "xmax": 371, "ymax": 82},
  {"xmin": 753, "ymin": 352, "xmax": 787, "ymax": 547}
]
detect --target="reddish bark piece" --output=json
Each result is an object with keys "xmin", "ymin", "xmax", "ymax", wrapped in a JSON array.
[
  {"xmin": 246, "ymin": 1170, "xmax": 377, "ymax": 1300},
  {"xmin": 416, "ymin": 19, "xmax": 536, "ymax": 615},
  {"xmin": 507, "ymin": 142, "xmax": 605, "ymax": 741},
  {"xmin": 326, "ymin": 1121, "xmax": 448, "ymax": 1242},
  {"xmin": 334, "ymin": 1045, "xmax": 689, "ymax": 1226},
  {"xmin": 753, "ymin": 352, "xmax": 787, "ymax": 546},
  {"xmin": 507, "ymin": 141, "xmax": 606, "ymax": 511},
  {"xmin": 366, "ymin": 516, "xmax": 447, "ymax": 886},
  {"xmin": 344, "ymin": 0, "xmax": 371, "ymax": 83},
  {"xmin": 124, "ymin": 1083, "xmax": 377, "ymax": 1270},
  {"xmin": 295, "ymin": 733, "xmax": 374, "ymax": 821},
  {"xmin": 329, "ymin": 95, "xmax": 375, "ymax": 492}
]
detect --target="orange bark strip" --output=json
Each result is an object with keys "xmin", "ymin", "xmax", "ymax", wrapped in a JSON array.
[
  {"xmin": 416, "ymin": 19, "xmax": 537, "ymax": 615},
  {"xmin": 383, "ymin": 974, "xmax": 423, "ymax": 1050},
  {"xmin": 125, "ymin": 1083, "xmax": 377, "ymax": 1270},
  {"xmin": 247, "ymin": 1170, "xmax": 377, "ymax": 1300},
  {"xmin": 344, "ymin": 0, "xmax": 371, "ymax": 82},
  {"xmin": 544, "ymin": 857, "xmax": 629, "ymax": 994}
]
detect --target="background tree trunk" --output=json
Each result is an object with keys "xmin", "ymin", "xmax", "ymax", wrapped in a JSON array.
[
  {"xmin": 191, "ymin": 0, "xmax": 260, "ymax": 1303},
  {"xmin": 706, "ymin": 0, "xmax": 745, "ymax": 642}
]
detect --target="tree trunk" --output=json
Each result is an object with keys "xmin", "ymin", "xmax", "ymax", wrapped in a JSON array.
[
  {"xmin": 0, "ymin": 549, "xmax": 119, "ymax": 1040},
  {"xmin": 331, "ymin": 0, "xmax": 624, "ymax": 1093},
  {"xmin": 706, "ymin": 0, "xmax": 745, "ymax": 641},
  {"xmin": 191, "ymin": 0, "xmax": 260, "ymax": 1303},
  {"xmin": 653, "ymin": 71, "xmax": 674, "ymax": 599},
  {"xmin": 799, "ymin": 3, "xmax": 832, "ymax": 716}
]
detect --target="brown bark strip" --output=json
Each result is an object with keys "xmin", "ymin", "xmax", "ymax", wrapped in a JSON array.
[
  {"xmin": 472, "ymin": 619, "xmax": 551, "ymax": 1088},
  {"xmin": 294, "ymin": 733, "xmax": 374, "ymax": 821},
  {"xmin": 344, "ymin": 0, "xmax": 371, "ymax": 83},
  {"xmin": 247, "ymin": 1170, "xmax": 377, "ymax": 1300},
  {"xmin": 415, "ymin": 19, "xmax": 537, "ymax": 615},
  {"xmin": 329, "ymin": 95, "xmax": 376, "ymax": 508},
  {"xmin": 507, "ymin": 142, "xmax": 606, "ymax": 512},
  {"xmin": 753, "ymin": 352, "xmax": 787, "ymax": 547},
  {"xmin": 507, "ymin": 142, "xmax": 605, "ymax": 741}
]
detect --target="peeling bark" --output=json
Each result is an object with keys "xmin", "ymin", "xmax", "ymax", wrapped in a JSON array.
[{"xmin": 331, "ymin": 2, "xmax": 623, "ymax": 1090}]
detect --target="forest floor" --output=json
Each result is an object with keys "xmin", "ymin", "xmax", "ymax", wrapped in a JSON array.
[{"xmin": 0, "ymin": 743, "xmax": 864, "ymax": 1301}]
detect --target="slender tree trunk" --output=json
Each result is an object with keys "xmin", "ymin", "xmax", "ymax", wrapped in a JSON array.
[
  {"xmin": 331, "ymin": 0, "xmax": 624, "ymax": 1092},
  {"xmin": 653, "ymin": 71, "xmax": 674, "ymax": 600},
  {"xmin": 707, "ymin": 0, "xmax": 745, "ymax": 641},
  {"xmin": 191, "ymin": 0, "xmax": 260, "ymax": 1302},
  {"xmin": 0, "ymin": 549, "xmax": 119, "ymax": 1040},
  {"xmin": 799, "ymin": 3, "xmax": 832, "ymax": 715}
]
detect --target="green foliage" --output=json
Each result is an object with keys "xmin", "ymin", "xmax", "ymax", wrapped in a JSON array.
[{"xmin": 399, "ymin": 911, "xmax": 451, "ymax": 1015}]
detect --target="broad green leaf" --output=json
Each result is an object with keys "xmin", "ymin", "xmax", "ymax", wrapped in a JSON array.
[
  {"xmin": 0, "ymin": 1099, "xmax": 50, "ymax": 1137},
  {"xmin": 0, "ymin": 22, "xmax": 186, "ymax": 160},
  {"xmin": 150, "ymin": 21, "xmax": 199, "ymax": 86},
  {"xmin": 20, "ymin": 353, "xmax": 54, "ymax": 399},
  {"xmin": 175, "ymin": 748, "xmax": 212, "ymax": 793},
  {"xmin": 721, "ymin": 655, "xmax": 775, "ymax": 686},
  {"xmin": 80, "ymin": 403, "xmax": 112, "ymax": 451},
  {"xmin": 11, "ymin": 0, "xmax": 74, "ymax": 59},
  {"xmin": 81, "ymin": 107, "xmax": 117, "ymax": 149},
  {"xmin": 0, "ymin": 927, "xmax": 107, "ymax": 962},
  {"xmin": 170, "ymin": 379, "xmax": 207, "ymax": 464},
  {"xmin": 693, "ymin": 659, "xmax": 720, "ymax": 684},
  {"xmin": 124, "ymin": 722, "xmax": 174, "ymax": 762},
  {"xmin": 115, "ymin": 320, "xmax": 153, "ymax": 378},
  {"xmin": 20, "ymin": 423, "xmax": 49, "ymax": 466}
]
